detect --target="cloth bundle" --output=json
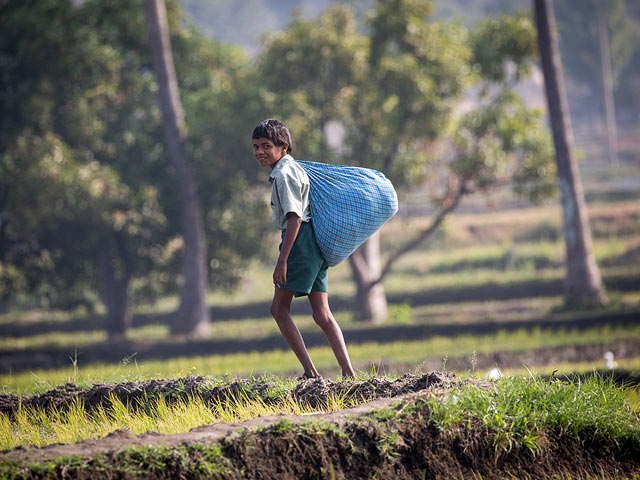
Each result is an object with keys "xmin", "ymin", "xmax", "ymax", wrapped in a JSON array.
[{"xmin": 296, "ymin": 161, "xmax": 398, "ymax": 267}]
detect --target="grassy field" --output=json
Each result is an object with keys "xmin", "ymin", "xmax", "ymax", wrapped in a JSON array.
[
  {"xmin": 2, "ymin": 323, "xmax": 638, "ymax": 395},
  {"xmin": 1, "ymin": 199, "xmax": 639, "ymax": 393}
]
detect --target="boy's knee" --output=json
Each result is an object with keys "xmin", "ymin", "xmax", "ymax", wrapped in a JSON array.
[
  {"xmin": 270, "ymin": 301, "xmax": 287, "ymax": 320},
  {"xmin": 313, "ymin": 311, "xmax": 333, "ymax": 329}
]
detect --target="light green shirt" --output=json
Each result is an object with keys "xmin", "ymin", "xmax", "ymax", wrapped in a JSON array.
[{"xmin": 269, "ymin": 154, "xmax": 311, "ymax": 230}]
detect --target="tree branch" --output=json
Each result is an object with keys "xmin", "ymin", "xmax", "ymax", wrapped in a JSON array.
[{"xmin": 371, "ymin": 177, "xmax": 467, "ymax": 287}]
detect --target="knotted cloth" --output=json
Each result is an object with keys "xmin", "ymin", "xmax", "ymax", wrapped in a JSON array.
[{"xmin": 296, "ymin": 161, "xmax": 398, "ymax": 267}]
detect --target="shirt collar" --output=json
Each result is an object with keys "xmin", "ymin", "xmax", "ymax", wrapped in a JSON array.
[{"xmin": 269, "ymin": 154, "xmax": 294, "ymax": 180}]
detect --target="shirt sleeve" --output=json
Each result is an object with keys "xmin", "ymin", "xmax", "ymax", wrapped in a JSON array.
[{"xmin": 275, "ymin": 170, "xmax": 305, "ymax": 220}]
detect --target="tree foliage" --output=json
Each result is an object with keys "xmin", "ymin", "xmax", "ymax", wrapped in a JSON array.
[
  {"xmin": 0, "ymin": 0, "xmax": 268, "ymax": 314},
  {"xmin": 257, "ymin": 1, "xmax": 554, "ymax": 201},
  {"xmin": 0, "ymin": 0, "xmax": 166, "ymax": 310}
]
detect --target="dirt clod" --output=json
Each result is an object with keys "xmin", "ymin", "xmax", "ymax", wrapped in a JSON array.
[
  {"xmin": 293, "ymin": 371, "xmax": 455, "ymax": 408},
  {"xmin": 0, "ymin": 373, "xmax": 459, "ymax": 419}
]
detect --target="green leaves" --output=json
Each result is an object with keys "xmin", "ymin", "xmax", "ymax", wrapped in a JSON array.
[
  {"xmin": 429, "ymin": 375, "xmax": 640, "ymax": 455},
  {"xmin": 0, "ymin": 0, "xmax": 267, "ymax": 311},
  {"xmin": 452, "ymin": 90, "xmax": 556, "ymax": 203},
  {"xmin": 470, "ymin": 10, "xmax": 538, "ymax": 85},
  {"xmin": 256, "ymin": 0, "xmax": 473, "ymax": 191}
]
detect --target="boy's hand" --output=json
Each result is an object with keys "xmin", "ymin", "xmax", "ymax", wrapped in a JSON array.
[{"xmin": 273, "ymin": 259, "xmax": 287, "ymax": 287}]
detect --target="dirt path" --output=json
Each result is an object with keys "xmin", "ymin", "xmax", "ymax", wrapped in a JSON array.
[
  {"xmin": 0, "ymin": 389, "xmax": 426, "ymax": 464},
  {"xmin": 0, "ymin": 373, "xmax": 460, "ymax": 464}
]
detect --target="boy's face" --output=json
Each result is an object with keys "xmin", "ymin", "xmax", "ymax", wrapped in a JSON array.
[{"xmin": 253, "ymin": 137, "xmax": 288, "ymax": 169}]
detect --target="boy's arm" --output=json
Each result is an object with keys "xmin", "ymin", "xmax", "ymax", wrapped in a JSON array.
[{"xmin": 273, "ymin": 212, "xmax": 302, "ymax": 288}]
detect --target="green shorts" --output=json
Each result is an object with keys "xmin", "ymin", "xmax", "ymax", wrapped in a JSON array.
[{"xmin": 278, "ymin": 221, "xmax": 328, "ymax": 297}]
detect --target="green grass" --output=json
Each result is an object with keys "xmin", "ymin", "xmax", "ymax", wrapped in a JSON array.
[
  {"xmin": 410, "ymin": 296, "xmax": 561, "ymax": 325},
  {"xmin": 0, "ymin": 382, "xmax": 362, "ymax": 450},
  {"xmin": 411, "ymin": 236, "xmax": 638, "ymax": 275},
  {"xmin": 626, "ymin": 386, "xmax": 640, "ymax": 413},
  {"xmin": 482, "ymin": 358, "xmax": 640, "ymax": 415},
  {"xmin": 2, "ymin": 376, "xmax": 640, "ymax": 480},
  {"xmin": 0, "ymin": 200, "xmax": 637, "ymax": 478},
  {"xmin": 0, "ymin": 443, "xmax": 237, "ymax": 479},
  {"xmin": 1, "ymin": 200, "xmax": 639, "ymax": 411},
  {"xmin": 3, "ymin": 374, "xmax": 638, "ymax": 468},
  {"xmin": 383, "ymin": 199, "xmax": 640, "ymax": 250},
  {"xmin": 426, "ymin": 375, "xmax": 640, "ymax": 454},
  {"xmin": 0, "ymin": 324, "xmax": 172, "ymax": 351},
  {"xmin": 500, "ymin": 356, "xmax": 640, "ymax": 376},
  {"xmin": 2, "ymin": 324, "xmax": 638, "ymax": 395},
  {"xmin": 3, "ymin": 289, "xmax": 638, "ymax": 353}
]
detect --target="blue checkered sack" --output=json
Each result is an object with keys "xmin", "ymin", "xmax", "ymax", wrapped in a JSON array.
[{"xmin": 296, "ymin": 161, "xmax": 398, "ymax": 267}]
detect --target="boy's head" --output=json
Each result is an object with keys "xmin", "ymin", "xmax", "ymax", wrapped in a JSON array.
[{"xmin": 252, "ymin": 119, "xmax": 292, "ymax": 154}]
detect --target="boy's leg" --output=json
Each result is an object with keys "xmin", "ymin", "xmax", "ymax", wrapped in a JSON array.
[
  {"xmin": 271, "ymin": 288, "xmax": 320, "ymax": 378},
  {"xmin": 308, "ymin": 291, "xmax": 355, "ymax": 378}
]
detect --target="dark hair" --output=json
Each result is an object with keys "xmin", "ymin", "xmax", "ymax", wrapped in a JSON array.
[{"xmin": 252, "ymin": 119, "xmax": 292, "ymax": 154}]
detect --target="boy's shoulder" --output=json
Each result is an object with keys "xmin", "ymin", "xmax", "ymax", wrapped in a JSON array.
[{"xmin": 270, "ymin": 156, "xmax": 309, "ymax": 185}]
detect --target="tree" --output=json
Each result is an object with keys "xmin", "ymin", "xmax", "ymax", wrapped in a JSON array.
[
  {"xmin": 0, "ymin": 0, "xmax": 269, "ymax": 335},
  {"xmin": 144, "ymin": 0, "xmax": 210, "ymax": 336},
  {"xmin": 346, "ymin": 0, "xmax": 471, "ymax": 322},
  {"xmin": 533, "ymin": 0, "xmax": 608, "ymax": 306},
  {"xmin": 554, "ymin": 0, "xmax": 640, "ymax": 165},
  {"xmin": 0, "ymin": 0, "xmax": 167, "ymax": 336}
]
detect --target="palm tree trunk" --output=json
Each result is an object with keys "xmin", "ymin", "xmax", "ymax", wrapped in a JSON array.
[
  {"xmin": 598, "ymin": 8, "xmax": 618, "ymax": 167},
  {"xmin": 144, "ymin": 0, "xmax": 210, "ymax": 335},
  {"xmin": 534, "ymin": 0, "xmax": 608, "ymax": 306}
]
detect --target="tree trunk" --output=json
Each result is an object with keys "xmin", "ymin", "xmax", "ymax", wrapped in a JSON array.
[
  {"xmin": 534, "ymin": 0, "xmax": 608, "ymax": 306},
  {"xmin": 349, "ymin": 232, "xmax": 388, "ymax": 323},
  {"xmin": 598, "ymin": 8, "xmax": 618, "ymax": 167},
  {"xmin": 346, "ymin": 178, "xmax": 464, "ymax": 324},
  {"xmin": 144, "ymin": 0, "xmax": 210, "ymax": 336},
  {"xmin": 98, "ymin": 232, "xmax": 132, "ymax": 339}
]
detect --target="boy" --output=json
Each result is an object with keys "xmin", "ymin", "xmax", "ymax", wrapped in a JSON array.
[{"xmin": 252, "ymin": 119, "xmax": 355, "ymax": 379}]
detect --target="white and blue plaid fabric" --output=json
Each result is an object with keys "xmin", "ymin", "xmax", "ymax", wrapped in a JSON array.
[{"xmin": 296, "ymin": 161, "xmax": 398, "ymax": 267}]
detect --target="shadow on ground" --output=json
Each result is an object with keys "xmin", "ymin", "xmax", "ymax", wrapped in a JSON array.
[{"xmin": 1, "ymin": 272, "xmax": 638, "ymax": 339}]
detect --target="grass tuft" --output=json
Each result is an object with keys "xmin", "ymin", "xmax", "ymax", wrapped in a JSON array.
[
  {"xmin": 427, "ymin": 375, "xmax": 640, "ymax": 455},
  {"xmin": 0, "ymin": 384, "xmax": 361, "ymax": 450}
]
